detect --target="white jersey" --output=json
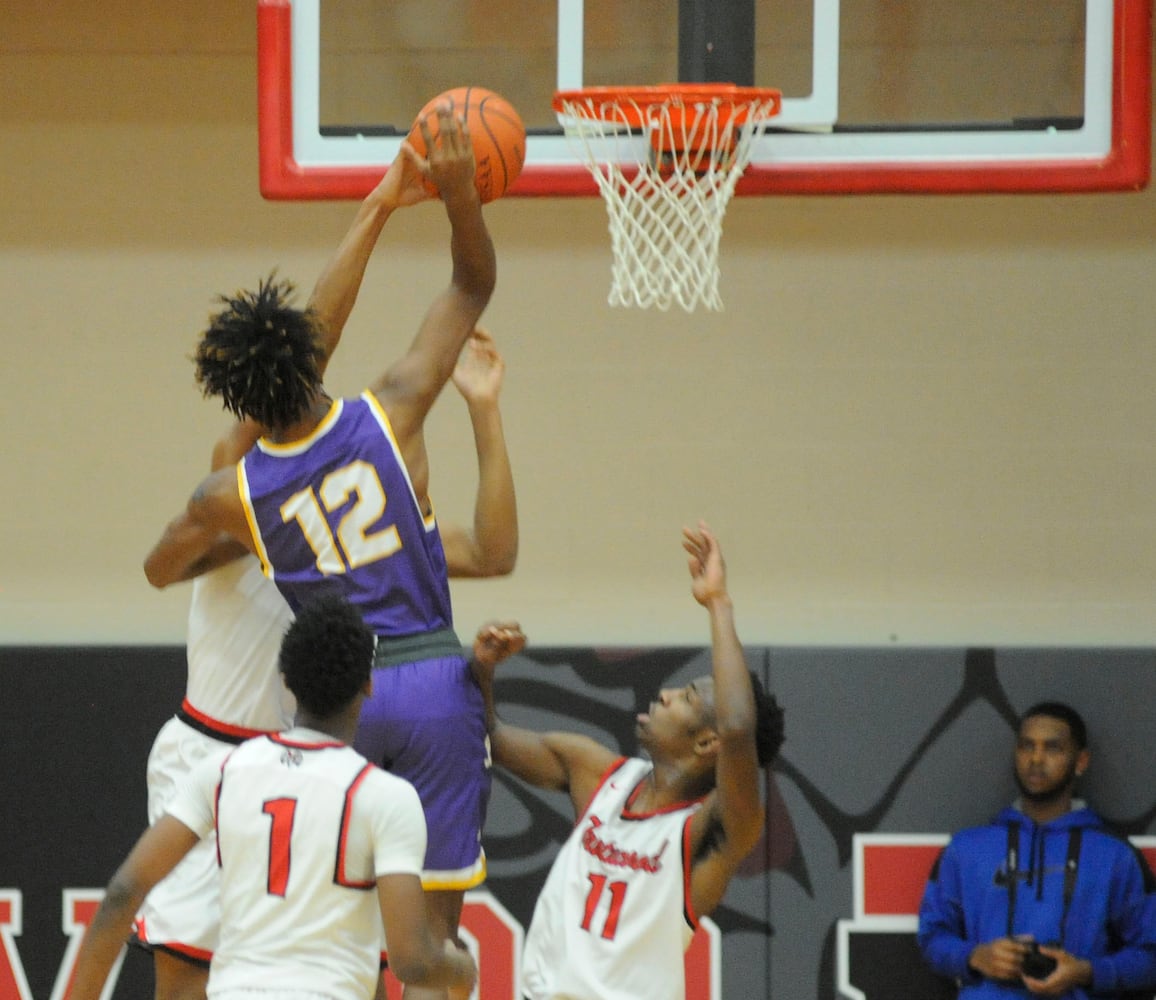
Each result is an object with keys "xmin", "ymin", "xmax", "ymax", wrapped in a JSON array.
[
  {"xmin": 135, "ymin": 557, "xmax": 296, "ymax": 956},
  {"xmin": 522, "ymin": 757, "xmax": 704, "ymax": 1000},
  {"xmin": 167, "ymin": 728, "xmax": 427, "ymax": 1000},
  {"xmin": 184, "ymin": 556, "xmax": 295, "ymax": 732}
]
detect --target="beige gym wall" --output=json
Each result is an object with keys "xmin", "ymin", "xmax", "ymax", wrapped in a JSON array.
[{"xmin": 2, "ymin": 2, "xmax": 1154, "ymax": 647}]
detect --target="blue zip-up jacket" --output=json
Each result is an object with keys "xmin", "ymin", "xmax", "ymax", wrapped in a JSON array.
[{"xmin": 917, "ymin": 803, "xmax": 1156, "ymax": 997}]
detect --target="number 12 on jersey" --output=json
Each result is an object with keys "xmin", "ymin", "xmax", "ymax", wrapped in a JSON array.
[{"xmin": 280, "ymin": 461, "xmax": 401, "ymax": 575}]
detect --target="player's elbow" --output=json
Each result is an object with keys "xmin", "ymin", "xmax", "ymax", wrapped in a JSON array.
[
  {"xmin": 481, "ymin": 545, "xmax": 517, "ymax": 577},
  {"xmin": 715, "ymin": 716, "xmax": 758, "ymax": 754},
  {"xmin": 100, "ymin": 872, "xmax": 148, "ymax": 926},
  {"xmin": 454, "ymin": 264, "xmax": 496, "ymax": 308},
  {"xmin": 451, "ymin": 534, "xmax": 517, "ymax": 578},
  {"xmin": 142, "ymin": 555, "xmax": 175, "ymax": 590}
]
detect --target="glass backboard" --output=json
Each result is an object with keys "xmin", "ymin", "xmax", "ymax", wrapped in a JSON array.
[{"xmin": 257, "ymin": 0, "xmax": 1151, "ymax": 198}]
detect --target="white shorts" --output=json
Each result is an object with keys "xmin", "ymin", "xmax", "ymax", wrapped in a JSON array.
[{"xmin": 133, "ymin": 716, "xmax": 233, "ymax": 962}]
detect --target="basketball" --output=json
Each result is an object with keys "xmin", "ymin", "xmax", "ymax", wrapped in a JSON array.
[{"xmin": 407, "ymin": 86, "xmax": 526, "ymax": 204}]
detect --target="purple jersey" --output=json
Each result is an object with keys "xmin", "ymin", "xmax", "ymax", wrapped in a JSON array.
[{"xmin": 238, "ymin": 392, "xmax": 453, "ymax": 638}]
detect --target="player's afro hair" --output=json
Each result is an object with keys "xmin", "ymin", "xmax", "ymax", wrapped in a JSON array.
[
  {"xmin": 749, "ymin": 671, "xmax": 786, "ymax": 767},
  {"xmin": 193, "ymin": 273, "xmax": 326, "ymax": 430},
  {"xmin": 279, "ymin": 593, "xmax": 375, "ymax": 719}
]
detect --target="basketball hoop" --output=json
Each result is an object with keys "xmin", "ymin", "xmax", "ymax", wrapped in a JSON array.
[{"xmin": 553, "ymin": 85, "xmax": 781, "ymax": 312}]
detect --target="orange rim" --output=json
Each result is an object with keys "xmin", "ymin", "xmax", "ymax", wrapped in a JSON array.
[{"xmin": 553, "ymin": 84, "xmax": 782, "ymax": 127}]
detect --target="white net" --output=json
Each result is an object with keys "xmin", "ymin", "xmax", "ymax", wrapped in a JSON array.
[{"xmin": 556, "ymin": 88, "xmax": 781, "ymax": 312}]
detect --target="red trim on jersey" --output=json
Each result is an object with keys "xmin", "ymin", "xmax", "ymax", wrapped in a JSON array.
[
  {"xmin": 334, "ymin": 763, "xmax": 377, "ymax": 889},
  {"xmin": 681, "ymin": 814, "xmax": 700, "ymax": 931},
  {"xmin": 573, "ymin": 757, "xmax": 630, "ymax": 828},
  {"xmin": 213, "ymin": 760, "xmax": 227, "ymax": 869},
  {"xmin": 157, "ymin": 939, "xmax": 212, "ymax": 966},
  {"xmin": 623, "ymin": 774, "xmax": 706, "ymax": 820},
  {"xmin": 180, "ymin": 697, "xmax": 277, "ymax": 741},
  {"xmin": 131, "ymin": 916, "xmax": 215, "ymax": 964},
  {"xmin": 269, "ymin": 732, "xmax": 345, "ymax": 750}
]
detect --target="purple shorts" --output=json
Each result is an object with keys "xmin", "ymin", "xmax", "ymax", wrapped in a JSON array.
[{"xmin": 354, "ymin": 653, "xmax": 491, "ymax": 888}]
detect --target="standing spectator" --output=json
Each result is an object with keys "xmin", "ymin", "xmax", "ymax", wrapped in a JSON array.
[{"xmin": 918, "ymin": 701, "xmax": 1156, "ymax": 998}]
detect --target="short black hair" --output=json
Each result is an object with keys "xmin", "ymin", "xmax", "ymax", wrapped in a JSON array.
[
  {"xmin": 1019, "ymin": 701, "xmax": 1088, "ymax": 750},
  {"xmin": 749, "ymin": 671, "xmax": 786, "ymax": 767},
  {"xmin": 193, "ymin": 273, "xmax": 326, "ymax": 429},
  {"xmin": 279, "ymin": 594, "xmax": 375, "ymax": 718}
]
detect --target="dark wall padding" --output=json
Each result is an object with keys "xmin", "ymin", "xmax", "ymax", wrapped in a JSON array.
[{"xmin": 3, "ymin": 645, "xmax": 1154, "ymax": 998}]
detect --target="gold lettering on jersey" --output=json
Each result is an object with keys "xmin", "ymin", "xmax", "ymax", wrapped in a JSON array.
[{"xmin": 580, "ymin": 815, "xmax": 667, "ymax": 873}]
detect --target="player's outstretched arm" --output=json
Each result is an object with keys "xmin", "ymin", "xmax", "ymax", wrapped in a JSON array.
[
  {"xmin": 71, "ymin": 816, "xmax": 200, "ymax": 1000},
  {"xmin": 369, "ymin": 106, "xmax": 496, "ymax": 444},
  {"xmin": 143, "ymin": 419, "xmax": 265, "ymax": 588},
  {"xmin": 470, "ymin": 623, "xmax": 618, "ymax": 817},
  {"xmin": 684, "ymin": 523, "xmax": 765, "ymax": 917},
  {"xmin": 441, "ymin": 328, "xmax": 517, "ymax": 577},
  {"xmin": 143, "ymin": 514, "xmax": 247, "ymax": 589},
  {"xmin": 306, "ymin": 146, "xmax": 432, "ymax": 369},
  {"xmin": 143, "ymin": 468, "xmax": 258, "ymax": 588}
]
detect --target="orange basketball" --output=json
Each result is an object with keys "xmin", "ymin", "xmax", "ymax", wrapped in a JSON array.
[{"xmin": 407, "ymin": 86, "xmax": 526, "ymax": 204}]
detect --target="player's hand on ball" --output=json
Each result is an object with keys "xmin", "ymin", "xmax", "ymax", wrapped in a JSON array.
[
  {"xmin": 421, "ymin": 104, "xmax": 477, "ymax": 203},
  {"xmin": 375, "ymin": 141, "xmax": 434, "ymax": 209}
]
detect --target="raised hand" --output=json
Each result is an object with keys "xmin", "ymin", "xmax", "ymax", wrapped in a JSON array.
[
  {"xmin": 471, "ymin": 622, "xmax": 526, "ymax": 678},
  {"xmin": 683, "ymin": 520, "xmax": 728, "ymax": 608},
  {"xmin": 419, "ymin": 104, "xmax": 477, "ymax": 202},
  {"xmin": 373, "ymin": 141, "xmax": 434, "ymax": 210},
  {"xmin": 452, "ymin": 327, "xmax": 505, "ymax": 406}
]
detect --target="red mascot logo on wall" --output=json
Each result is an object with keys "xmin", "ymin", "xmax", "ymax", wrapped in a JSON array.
[{"xmin": 0, "ymin": 888, "xmax": 722, "ymax": 1000}]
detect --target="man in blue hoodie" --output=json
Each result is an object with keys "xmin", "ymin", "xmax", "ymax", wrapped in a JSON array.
[{"xmin": 918, "ymin": 701, "xmax": 1156, "ymax": 998}]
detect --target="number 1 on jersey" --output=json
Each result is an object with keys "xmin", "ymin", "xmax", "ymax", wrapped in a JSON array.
[{"xmin": 262, "ymin": 797, "xmax": 297, "ymax": 896}]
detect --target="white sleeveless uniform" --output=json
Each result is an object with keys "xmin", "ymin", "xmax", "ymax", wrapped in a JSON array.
[
  {"xmin": 135, "ymin": 557, "xmax": 296, "ymax": 960},
  {"xmin": 166, "ymin": 728, "xmax": 426, "ymax": 1000},
  {"xmin": 522, "ymin": 757, "xmax": 704, "ymax": 1000},
  {"xmin": 183, "ymin": 555, "xmax": 296, "ymax": 730}
]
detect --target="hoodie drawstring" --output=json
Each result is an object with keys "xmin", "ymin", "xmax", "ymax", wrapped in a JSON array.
[{"xmin": 1003, "ymin": 823, "xmax": 1083, "ymax": 946}]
